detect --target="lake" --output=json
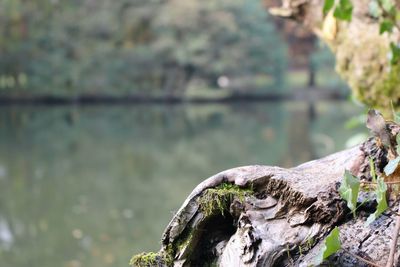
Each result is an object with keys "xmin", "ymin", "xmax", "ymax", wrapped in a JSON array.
[{"xmin": 0, "ymin": 101, "xmax": 366, "ymax": 267}]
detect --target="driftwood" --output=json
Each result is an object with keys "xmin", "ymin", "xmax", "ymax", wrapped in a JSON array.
[{"xmin": 131, "ymin": 125, "xmax": 400, "ymax": 267}]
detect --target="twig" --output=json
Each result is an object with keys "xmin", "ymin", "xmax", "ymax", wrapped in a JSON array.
[
  {"xmin": 342, "ymin": 248, "xmax": 383, "ymax": 267},
  {"xmin": 386, "ymin": 201, "xmax": 400, "ymax": 267},
  {"xmin": 362, "ymin": 181, "xmax": 400, "ymax": 185}
]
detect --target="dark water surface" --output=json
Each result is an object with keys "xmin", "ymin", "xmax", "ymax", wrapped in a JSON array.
[{"xmin": 0, "ymin": 102, "xmax": 365, "ymax": 267}]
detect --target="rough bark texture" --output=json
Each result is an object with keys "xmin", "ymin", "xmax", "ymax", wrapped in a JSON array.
[
  {"xmin": 267, "ymin": 0, "xmax": 400, "ymax": 109},
  {"xmin": 130, "ymin": 123, "xmax": 400, "ymax": 267}
]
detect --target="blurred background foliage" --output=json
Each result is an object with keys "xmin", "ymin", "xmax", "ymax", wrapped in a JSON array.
[
  {"xmin": 0, "ymin": 0, "xmax": 345, "ymax": 98},
  {"xmin": 0, "ymin": 0, "xmax": 288, "ymax": 96}
]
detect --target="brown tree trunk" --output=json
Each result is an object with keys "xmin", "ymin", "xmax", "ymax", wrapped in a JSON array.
[{"xmin": 268, "ymin": 0, "xmax": 400, "ymax": 110}]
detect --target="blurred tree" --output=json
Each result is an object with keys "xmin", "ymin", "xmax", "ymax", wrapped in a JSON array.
[
  {"xmin": 0, "ymin": 0, "xmax": 287, "ymax": 97},
  {"xmin": 151, "ymin": 0, "xmax": 287, "ymax": 95}
]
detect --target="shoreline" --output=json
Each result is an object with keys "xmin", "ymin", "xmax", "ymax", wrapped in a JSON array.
[{"xmin": 0, "ymin": 89, "xmax": 347, "ymax": 106}]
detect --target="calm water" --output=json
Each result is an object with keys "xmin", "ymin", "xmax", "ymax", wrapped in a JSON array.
[{"xmin": 0, "ymin": 102, "xmax": 365, "ymax": 267}]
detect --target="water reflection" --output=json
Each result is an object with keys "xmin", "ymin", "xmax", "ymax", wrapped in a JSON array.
[
  {"xmin": 0, "ymin": 102, "xmax": 365, "ymax": 267},
  {"xmin": 0, "ymin": 218, "xmax": 13, "ymax": 250}
]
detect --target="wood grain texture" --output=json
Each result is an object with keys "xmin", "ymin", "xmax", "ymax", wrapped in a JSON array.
[{"xmin": 133, "ymin": 125, "xmax": 400, "ymax": 267}]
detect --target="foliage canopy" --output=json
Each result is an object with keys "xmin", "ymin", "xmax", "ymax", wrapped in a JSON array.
[{"xmin": 0, "ymin": 0, "xmax": 287, "ymax": 96}]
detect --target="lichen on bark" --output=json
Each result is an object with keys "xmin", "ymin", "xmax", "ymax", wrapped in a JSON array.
[{"xmin": 332, "ymin": 21, "xmax": 400, "ymax": 109}]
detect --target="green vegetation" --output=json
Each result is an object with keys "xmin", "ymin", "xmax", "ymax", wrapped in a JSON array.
[
  {"xmin": 130, "ymin": 251, "xmax": 173, "ymax": 267},
  {"xmin": 337, "ymin": 166, "xmax": 390, "ymax": 226},
  {"xmin": 322, "ymin": 0, "xmax": 400, "ymax": 108},
  {"xmin": 323, "ymin": 0, "xmax": 353, "ymax": 21},
  {"xmin": 324, "ymin": 0, "xmax": 400, "ymax": 66},
  {"xmin": 365, "ymin": 176, "xmax": 388, "ymax": 225},
  {"xmin": 338, "ymin": 170, "xmax": 360, "ymax": 217},
  {"xmin": 315, "ymin": 227, "xmax": 341, "ymax": 265},
  {"xmin": 130, "ymin": 252, "xmax": 162, "ymax": 267},
  {"xmin": 130, "ymin": 182, "xmax": 253, "ymax": 267},
  {"xmin": 0, "ymin": 0, "xmax": 287, "ymax": 96},
  {"xmin": 198, "ymin": 182, "xmax": 253, "ymax": 217},
  {"xmin": 316, "ymin": 109, "xmax": 400, "ymax": 265},
  {"xmin": 333, "ymin": 0, "xmax": 353, "ymax": 21}
]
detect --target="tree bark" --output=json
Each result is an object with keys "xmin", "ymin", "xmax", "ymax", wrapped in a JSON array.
[
  {"xmin": 130, "ymin": 123, "xmax": 400, "ymax": 267},
  {"xmin": 267, "ymin": 0, "xmax": 400, "ymax": 110}
]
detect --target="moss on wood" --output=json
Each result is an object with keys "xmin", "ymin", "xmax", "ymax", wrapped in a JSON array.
[
  {"xmin": 130, "ymin": 183, "xmax": 253, "ymax": 267},
  {"xmin": 197, "ymin": 182, "xmax": 253, "ymax": 217}
]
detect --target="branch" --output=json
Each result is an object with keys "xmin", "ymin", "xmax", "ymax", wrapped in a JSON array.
[{"xmin": 362, "ymin": 181, "xmax": 400, "ymax": 185}]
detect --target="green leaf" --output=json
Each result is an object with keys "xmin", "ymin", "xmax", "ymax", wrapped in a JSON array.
[
  {"xmin": 390, "ymin": 42, "xmax": 400, "ymax": 65},
  {"xmin": 384, "ymin": 156, "xmax": 400, "ymax": 175},
  {"xmin": 314, "ymin": 227, "xmax": 341, "ymax": 265},
  {"xmin": 380, "ymin": 20, "xmax": 394, "ymax": 34},
  {"xmin": 339, "ymin": 170, "xmax": 360, "ymax": 217},
  {"xmin": 366, "ymin": 177, "xmax": 388, "ymax": 225},
  {"xmin": 334, "ymin": 0, "xmax": 353, "ymax": 21},
  {"xmin": 323, "ymin": 0, "xmax": 335, "ymax": 15},
  {"xmin": 369, "ymin": 0, "xmax": 380, "ymax": 18},
  {"xmin": 380, "ymin": 0, "xmax": 395, "ymax": 12}
]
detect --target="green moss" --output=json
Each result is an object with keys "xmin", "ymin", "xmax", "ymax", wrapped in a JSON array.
[
  {"xmin": 130, "ymin": 252, "xmax": 159, "ymax": 267},
  {"xmin": 130, "ymin": 250, "xmax": 173, "ymax": 267},
  {"xmin": 198, "ymin": 182, "xmax": 253, "ymax": 217},
  {"xmin": 175, "ymin": 230, "xmax": 194, "ymax": 251},
  {"xmin": 131, "ymin": 235, "xmax": 194, "ymax": 267},
  {"xmin": 371, "ymin": 63, "xmax": 400, "ymax": 107},
  {"xmin": 351, "ymin": 62, "xmax": 400, "ymax": 110},
  {"xmin": 328, "ymin": 23, "xmax": 400, "ymax": 110},
  {"xmin": 130, "ymin": 183, "xmax": 253, "ymax": 267}
]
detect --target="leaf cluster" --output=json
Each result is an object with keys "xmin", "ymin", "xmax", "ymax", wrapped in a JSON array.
[{"xmin": 323, "ymin": 0, "xmax": 353, "ymax": 21}]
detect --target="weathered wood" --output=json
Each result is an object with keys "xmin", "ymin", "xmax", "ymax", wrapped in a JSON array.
[{"xmin": 160, "ymin": 148, "xmax": 362, "ymax": 266}]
